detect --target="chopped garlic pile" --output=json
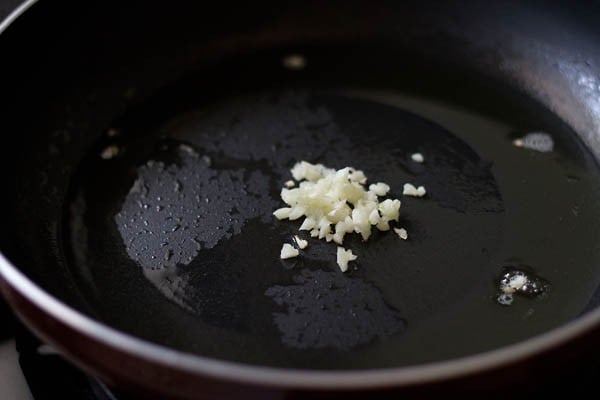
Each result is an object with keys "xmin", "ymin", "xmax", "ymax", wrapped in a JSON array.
[
  {"xmin": 274, "ymin": 161, "xmax": 403, "ymax": 271},
  {"xmin": 275, "ymin": 161, "xmax": 401, "ymax": 243}
]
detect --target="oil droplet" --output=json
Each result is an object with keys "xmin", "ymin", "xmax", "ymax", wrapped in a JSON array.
[
  {"xmin": 567, "ymin": 174, "xmax": 580, "ymax": 183},
  {"xmin": 572, "ymin": 206, "xmax": 579, "ymax": 216},
  {"xmin": 512, "ymin": 132, "xmax": 554, "ymax": 153},
  {"xmin": 496, "ymin": 293, "xmax": 514, "ymax": 306},
  {"xmin": 100, "ymin": 144, "xmax": 120, "ymax": 159},
  {"xmin": 496, "ymin": 266, "xmax": 549, "ymax": 306},
  {"xmin": 178, "ymin": 144, "xmax": 198, "ymax": 157},
  {"xmin": 106, "ymin": 128, "xmax": 119, "ymax": 137},
  {"xmin": 282, "ymin": 54, "xmax": 307, "ymax": 70}
]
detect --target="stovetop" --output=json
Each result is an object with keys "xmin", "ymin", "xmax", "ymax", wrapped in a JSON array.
[{"xmin": 0, "ymin": 300, "xmax": 126, "ymax": 400}]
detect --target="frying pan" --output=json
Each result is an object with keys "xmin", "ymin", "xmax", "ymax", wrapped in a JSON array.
[{"xmin": 2, "ymin": 0, "xmax": 600, "ymax": 398}]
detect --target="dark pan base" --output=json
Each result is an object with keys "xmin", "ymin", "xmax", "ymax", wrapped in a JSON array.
[{"xmin": 64, "ymin": 70, "xmax": 600, "ymax": 369}]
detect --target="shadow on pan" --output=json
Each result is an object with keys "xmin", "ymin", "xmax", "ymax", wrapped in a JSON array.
[{"xmin": 2, "ymin": 0, "xmax": 600, "ymax": 398}]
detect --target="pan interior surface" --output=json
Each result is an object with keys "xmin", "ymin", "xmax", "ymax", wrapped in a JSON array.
[{"xmin": 59, "ymin": 47, "xmax": 600, "ymax": 370}]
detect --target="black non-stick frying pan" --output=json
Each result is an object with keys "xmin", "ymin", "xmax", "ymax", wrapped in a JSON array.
[{"xmin": 2, "ymin": 0, "xmax": 600, "ymax": 398}]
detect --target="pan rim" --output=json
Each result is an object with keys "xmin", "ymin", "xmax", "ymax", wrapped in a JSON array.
[
  {"xmin": 2, "ymin": 0, "xmax": 600, "ymax": 390},
  {"xmin": 0, "ymin": 0, "xmax": 35, "ymax": 34},
  {"xmin": 2, "ymin": 249, "xmax": 600, "ymax": 389}
]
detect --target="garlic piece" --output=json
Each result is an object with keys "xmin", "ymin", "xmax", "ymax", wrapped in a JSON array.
[
  {"xmin": 403, "ymin": 183, "xmax": 426, "ymax": 197},
  {"xmin": 336, "ymin": 247, "xmax": 357, "ymax": 272},
  {"xmin": 394, "ymin": 227, "xmax": 408, "ymax": 240},
  {"xmin": 280, "ymin": 243, "xmax": 299, "ymax": 259}
]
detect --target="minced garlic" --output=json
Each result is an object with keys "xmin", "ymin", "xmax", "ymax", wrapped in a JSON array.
[
  {"xmin": 274, "ymin": 161, "xmax": 403, "ymax": 271},
  {"xmin": 394, "ymin": 227, "xmax": 408, "ymax": 240},
  {"xmin": 336, "ymin": 247, "xmax": 357, "ymax": 272},
  {"xmin": 280, "ymin": 243, "xmax": 299, "ymax": 259},
  {"xmin": 403, "ymin": 183, "xmax": 426, "ymax": 197},
  {"xmin": 294, "ymin": 235, "xmax": 308, "ymax": 249}
]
